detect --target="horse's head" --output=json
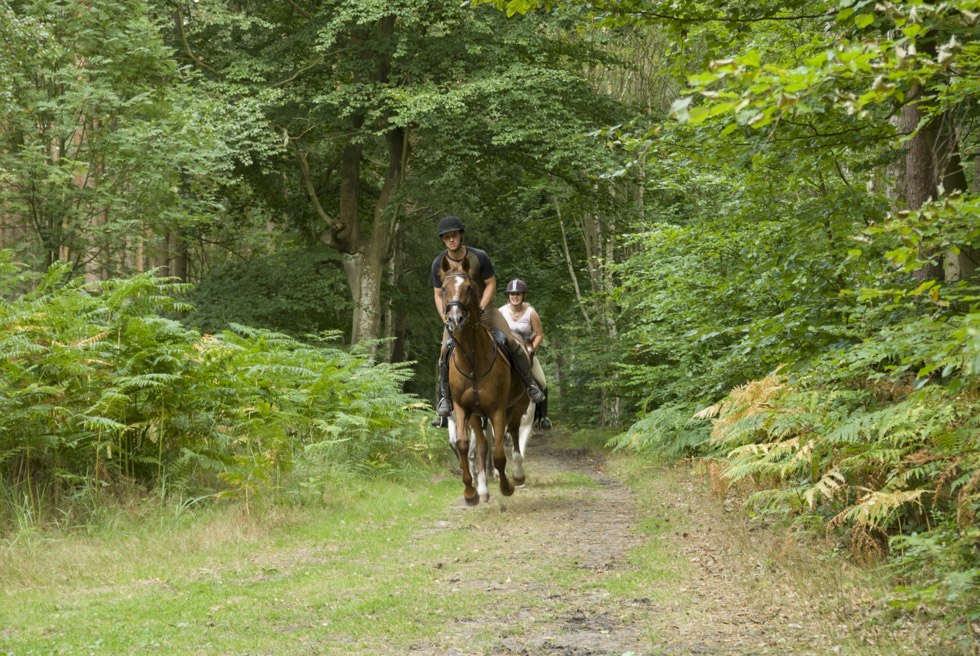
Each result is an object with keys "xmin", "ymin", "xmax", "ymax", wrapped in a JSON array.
[{"xmin": 440, "ymin": 255, "xmax": 478, "ymax": 335}]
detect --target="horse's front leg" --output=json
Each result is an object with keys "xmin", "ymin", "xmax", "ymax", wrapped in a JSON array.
[
  {"xmin": 510, "ymin": 401, "xmax": 533, "ymax": 487},
  {"xmin": 453, "ymin": 407, "xmax": 478, "ymax": 505},
  {"xmin": 471, "ymin": 417, "xmax": 490, "ymax": 503},
  {"xmin": 490, "ymin": 409, "xmax": 514, "ymax": 497}
]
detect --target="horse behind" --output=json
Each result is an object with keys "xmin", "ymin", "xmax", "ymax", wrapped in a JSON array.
[{"xmin": 440, "ymin": 256, "xmax": 530, "ymax": 505}]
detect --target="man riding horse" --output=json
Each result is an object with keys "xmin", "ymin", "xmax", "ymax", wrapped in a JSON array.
[{"xmin": 430, "ymin": 215, "xmax": 545, "ymax": 422}]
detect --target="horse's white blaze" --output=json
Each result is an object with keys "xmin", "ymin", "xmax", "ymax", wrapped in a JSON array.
[{"xmin": 449, "ymin": 273, "xmax": 465, "ymax": 306}]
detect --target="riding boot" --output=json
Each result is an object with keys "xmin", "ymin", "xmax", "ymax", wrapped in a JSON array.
[
  {"xmin": 435, "ymin": 359, "xmax": 453, "ymax": 417},
  {"xmin": 507, "ymin": 342, "xmax": 545, "ymax": 403},
  {"xmin": 537, "ymin": 392, "xmax": 552, "ymax": 431}
]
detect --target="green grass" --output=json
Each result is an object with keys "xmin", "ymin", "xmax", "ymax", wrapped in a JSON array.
[
  {"xmin": 0, "ymin": 432, "xmax": 958, "ymax": 656},
  {"xmin": 0, "ymin": 475, "xmax": 498, "ymax": 655}
]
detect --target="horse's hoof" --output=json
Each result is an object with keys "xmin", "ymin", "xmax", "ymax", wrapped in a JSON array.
[
  {"xmin": 464, "ymin": 494, "xmax": 479, "ymax": 506},
  {"xmin": 479, "ymin": 493, "xmax": 489, "ymax": 503},
  {"xmin": 513, "ymin": 475, "xmax": 526, "ymax": 487},
  {"xmin": 501, "ymin": 483, "xmax": 515, "ymax": 497}
]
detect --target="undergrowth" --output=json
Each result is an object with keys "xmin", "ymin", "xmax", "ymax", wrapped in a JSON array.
[
  {"xmin": 613, "ymin": 268, "xmax": 980, "ymax": 646},
  {"xmin": 0, "ymin": 253, "xmax": 444, "ymax": 534}
]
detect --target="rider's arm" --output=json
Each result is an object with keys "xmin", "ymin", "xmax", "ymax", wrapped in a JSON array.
[
  {"xmin": 529, "ymin": 309, "xmax": 544, "ymax": 354},
  {"xmin": 479, "ymin": 276, "xmax": 497, "ymax": 314},
  {"xmin": 433, "ymin": 286, "xmax": 446, "ymax": 323}
]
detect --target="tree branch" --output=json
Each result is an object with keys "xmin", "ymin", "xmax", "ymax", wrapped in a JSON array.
[
  {"xmin": 174, "ymin": 7, "xmax": 218, "ymax": 75},
  {"xmin": 555, "ymin": 197, "xmax": 594, "ymax": 332},
  {"xmin": 291, "ymin": 139, "xmax": 346, "ymax": 243}
]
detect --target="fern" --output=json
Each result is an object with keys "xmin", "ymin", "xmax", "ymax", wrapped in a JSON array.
[
  {"xmin": 0, "ymin": 256, "xmax": 441, "ymax": 527},
  {"xmin": 608, "ymin": 402, "xmax": 710, "ymax": 458},
  {"xmin": 832, "ymin": 489, "xmax": 928, "ymax": 532}
]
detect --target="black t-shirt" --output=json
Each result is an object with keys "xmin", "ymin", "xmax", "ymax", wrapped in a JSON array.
[{"xmin": 430, "ymin": 246, "xmax": 495, "ymax": 294}]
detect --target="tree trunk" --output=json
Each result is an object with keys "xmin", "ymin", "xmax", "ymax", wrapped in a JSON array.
[
  {"xmin": 902, "ymin": 86, "xmax": 944, "ymax": 282},
  {"xmin": 171, "ymin": 230, "xmax": 188, "ymax": 281},
  {"xmin": 555, "ymin": 197, "xmax": 594, "ymax": 331},
  {"xmin": 573, "ymin": 189, "xmax": 622, "ymax": 427},
  {"xmin": 345, "ymin": 126, "xmax": 406, "ymax": 349},
  {"xmin": 938, "ymin": 121, "xmax": 975, "ymax": 282}
]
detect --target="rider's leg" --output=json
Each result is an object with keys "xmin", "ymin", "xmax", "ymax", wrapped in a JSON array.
[
  {"xmin": 431, "ymin": 357, "xmax": 447, "ymax": 427},
  {"xmin": 529, "ymin": 354, "xmax": 551, "ymax": 429},
  {"xmin": 483, "ymin": 307, "xmax": 545, "ymax": 403},
  {"xmin": 536, "ymin": 389, "xmax": 552, "ymax": 430},
  {"xmin": 434, "ymin": 332, "xmax": 453, "ymax": 418},
  {"xmin": 508, "ymin": 341, "xmax": 544, "ymax": 403},
  {"xmin": 530, "ymin": 353, "xmax": 547, "ymax": 390}
]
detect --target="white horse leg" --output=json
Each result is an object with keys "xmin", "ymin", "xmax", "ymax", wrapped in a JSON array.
[
  {"xmin": 481, "ymin": 419, "xmax": 495, "ymax": 480},
  {"xmin": 512, "ymin": 401, "xmax": 534, "ymax": 486},
  {"xmin": 511, "ymin": 448, "xmax": 525, "ymax": 485},
  {"xmin": 519, "ymin": 401, "xmax": 535, "ymax": 456},
  {"xmin": 476, "ymin": 462, "xmax": 489, "ymax": 501},
  {"xmin": 473, "ymin": 419, "xmax": 490, "ymax": 502}
]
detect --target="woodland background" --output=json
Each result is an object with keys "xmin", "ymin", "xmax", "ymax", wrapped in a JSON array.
[{"xmin": 0, "ymin": 0, "xmax": 977, "ymax": 641}]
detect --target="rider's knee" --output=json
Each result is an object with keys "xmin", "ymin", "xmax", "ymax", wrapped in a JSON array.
[{"xmin": 440, "ymin": 336, "xmax": 455, "ymax": 362}]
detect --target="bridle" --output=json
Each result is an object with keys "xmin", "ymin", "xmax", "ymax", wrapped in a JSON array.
[
  {"xmin": 441, "ymin": 271, "xmax": 476, "ymax": 325},
  {"xmin": 444, "ymin": 299, "xmax": 469, "ymax": 316}
]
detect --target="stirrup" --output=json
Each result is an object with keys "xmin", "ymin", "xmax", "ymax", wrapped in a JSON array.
[
  {"xmin": 527, "ymin": 383, "xmax": 545, "ymax": 404},
  {"xmin": 430, "ymin": 415, "xmax": 448, "ymax": 428},
  {"xmin": 436, "ymin": 396, "xmax": 453, "ymax": 417}
]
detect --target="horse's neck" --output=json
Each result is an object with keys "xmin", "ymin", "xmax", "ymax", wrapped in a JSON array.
[{"xmin": 455, "ymin": 317, "xmax": 494, "ymax": 360}]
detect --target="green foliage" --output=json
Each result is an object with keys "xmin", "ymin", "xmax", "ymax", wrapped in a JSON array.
[
  {"xmin": 702, "ymin": 370, "xmax": 979, "ymax": 625},
  {"xmin": 889, "ymin": 523, "xmax": 980, "ymax": 630},
  {"xmin": 0, "ymin": 0, "xmax": 245, "ymax": 272},
  {"xmin": 606, "ymin": 402, "xmax": 709, "ymax": 458},
  {"xmin": 184, "ymin": 248, "xmax": 352, "ymax": 339},
  {"xmin": 0, "ymin": 253, "xmax": 438, "ymax": 531},
  {"xmin": 507, "ymin": 0, "xmax": 980, "ymax": 637}
]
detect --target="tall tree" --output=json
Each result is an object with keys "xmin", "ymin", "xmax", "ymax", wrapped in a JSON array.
[
  {"xmin": 172, "ymin": 0, "xmax": 629, "ymax": 352},
  {"xmin": 0, "ymin": 0, "xmax": 239, "ymax": 278}
]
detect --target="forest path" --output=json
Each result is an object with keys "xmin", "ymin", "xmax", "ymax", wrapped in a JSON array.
[
  {"xmin": 407, "ymin": 430, "xmax": 943, "ymax": 656},
  {"xmin": 0, "ymin": 431, "xmax": 952, "ymax": 656}
]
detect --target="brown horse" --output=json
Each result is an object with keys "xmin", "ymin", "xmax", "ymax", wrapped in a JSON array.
[{"xmin": 440, "ymin": 256, "xmax": 530, "ymax": 505}]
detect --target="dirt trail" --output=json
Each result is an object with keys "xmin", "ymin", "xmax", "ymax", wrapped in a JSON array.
[{"xmin": 405, "ymin": 431, "xmax": 946, "ymax": 656}]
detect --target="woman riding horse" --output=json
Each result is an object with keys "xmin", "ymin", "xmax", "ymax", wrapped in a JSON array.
[{"xmin": 499, "ymin": 278, "xmax": 552, "ymax": 430}]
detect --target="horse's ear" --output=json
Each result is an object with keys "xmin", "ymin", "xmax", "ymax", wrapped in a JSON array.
[
  {"xmin": 440, "ymin": 255, "xmax": 453, "ymax": 274},
  {"xmin": 460, "ymin": 255, "xmax": 471, "ymax": 273}
]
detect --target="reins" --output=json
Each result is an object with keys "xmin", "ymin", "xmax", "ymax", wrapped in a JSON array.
[{"xmin": 451, "ymin": 323, "xmax": 499, "ymax": 381}]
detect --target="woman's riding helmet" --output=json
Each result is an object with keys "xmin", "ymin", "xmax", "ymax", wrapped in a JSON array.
[
  {"xmin": 506, "ymin": 279, "xmax": 527, "ymax": 294},
  {"xmin": 437, "ymin": 215, "xmax": 465, "ymax": 235}
]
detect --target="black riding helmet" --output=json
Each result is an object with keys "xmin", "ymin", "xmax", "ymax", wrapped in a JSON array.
[{"xmin": 437, "ymin": 215, "xmax": 465, "ymax": 236}]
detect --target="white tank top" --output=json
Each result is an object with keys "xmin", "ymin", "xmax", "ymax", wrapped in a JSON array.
[{"xmin": 500, "ymin": 304, "xmax": 535, "ymax": 343}]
